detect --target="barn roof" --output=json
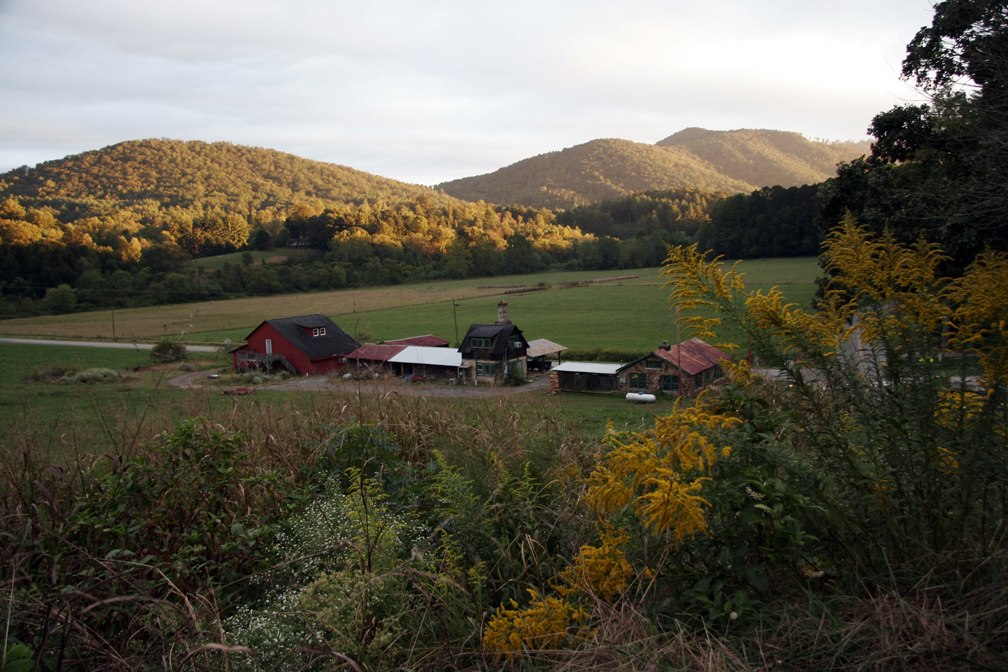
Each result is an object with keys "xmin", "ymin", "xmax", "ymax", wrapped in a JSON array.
[
  {"xmin": 382, "ymin": 334, "xmax": 451, "ymax": 347},
  {"xmin": 645, "ymin": 338, "xmax": 730, "ymax": 375},
  {"xmin": 246, "ymin": 314, "xmax": 358, "ymax": 361}
]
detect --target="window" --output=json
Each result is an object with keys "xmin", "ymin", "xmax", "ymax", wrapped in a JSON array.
[
  {"xmin": 662, "ymin": 375, "xmax": 678, "ymax": 392},
  {"xmin": 476, "ymin": 362, "xmax": 496, "ymax": 377},
  {"xmin": 509, "ymin": 335, "xmax": 523, "ymax": 348},
  {"xmin": 645, "ymin": 358, "xmax": 662, "ymax": 369},
  {"xmin": 312, "ymin": 327, "xmax": 327, "ymax": 337},
  {"xmin": 629, "ymin": 372, "xmax": 648, "ymax": 390},
  {"xmin": 471, "ymin": 337, "xmax": 491, "ymax": 349}
]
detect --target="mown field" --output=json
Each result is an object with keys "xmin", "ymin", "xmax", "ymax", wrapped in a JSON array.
[{"xmin": 0, "ymin": 257, "xmax": 820, "ymax": 350}]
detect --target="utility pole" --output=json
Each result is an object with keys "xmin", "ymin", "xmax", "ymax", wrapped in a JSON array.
[
  {"xmin": 676, "ymin": 304, "xmax": 682, "ymax": 400},
  {"xmin": 452, "ymin": 298, "xmax": 460, "ymax": 347}
]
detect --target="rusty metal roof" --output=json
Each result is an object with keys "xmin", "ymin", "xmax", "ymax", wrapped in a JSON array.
[
  {"xmin": 345, "ymin": 344, "xmax": 406, "ymax": 362},
  {"xmin": 652, "ymin": 338, "xmax": 729, "ymax": 375}
]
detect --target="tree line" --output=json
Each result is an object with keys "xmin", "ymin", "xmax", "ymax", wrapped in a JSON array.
[{"xmin": 0, "ymin": 183, "xmax": 833, "ymax": 317}]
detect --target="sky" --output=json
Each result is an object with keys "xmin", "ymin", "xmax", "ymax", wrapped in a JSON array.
[{"xmin": 0, "ymin": 0, "xmax": 938, "ymax": 186}]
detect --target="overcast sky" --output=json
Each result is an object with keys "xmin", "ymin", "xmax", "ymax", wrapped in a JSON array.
[{"xmin": 0, "ymin": 0, "xmax": 937, "ymax": 186}]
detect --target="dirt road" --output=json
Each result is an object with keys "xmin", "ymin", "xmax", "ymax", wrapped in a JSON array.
[{"xmin": 0, "ymin": 337, "xmax": 219, "ymax": 353}]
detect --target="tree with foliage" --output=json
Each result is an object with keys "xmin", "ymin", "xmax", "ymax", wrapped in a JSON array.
[
  {"xmin": 818, "ymin": 0, "xmax": 1008, "ymax": 271},
  {"xmin": 698, "ymin": 184, "xmax": 821, "ymax": 258}
]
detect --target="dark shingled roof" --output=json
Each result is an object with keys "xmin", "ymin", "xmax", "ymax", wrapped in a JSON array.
[
  {"xmin": 246, "ymin": 314, "xmax": 358, "ymax": 361},
  {"xmin": 458, "ymin": 323, "xmax": 528, "ymax": 356}
]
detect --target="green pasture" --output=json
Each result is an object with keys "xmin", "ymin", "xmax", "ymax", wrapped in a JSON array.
[
  {"xmin": 345, "ymin": 259, "xmax": 819, "ymax": 352},
  {"xmin": 0, "ymin": 344, "xmax": 233, "ymax": 461},
  {"xmin": 191, "ymin": 248, "xmax": 324, "ymax": 270},
  {"xmin": 0, "ymin": 257, "xmax": 821, "ymax": 352}
]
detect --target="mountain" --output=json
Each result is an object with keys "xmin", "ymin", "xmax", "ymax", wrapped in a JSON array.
[
  {"xmin": 437, "ymin": 129, "xmax": 871, "ymax": 209},
  {"xmin": 656, "ymin": 128, "xmax": 871, "ymax": 189},
  {"xmin": 0, "ymin": 138, "xmax": 448, "ymax": 216}
]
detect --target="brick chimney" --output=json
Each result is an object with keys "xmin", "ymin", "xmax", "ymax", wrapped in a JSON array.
[{"xmin": 495, "ymin": 301, "xmax": 511, "ymax": 325}]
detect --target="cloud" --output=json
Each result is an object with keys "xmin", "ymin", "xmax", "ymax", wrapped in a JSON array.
[{"xmin": 0, "ymin": 0, "xmax": 936, "ymax": 184}]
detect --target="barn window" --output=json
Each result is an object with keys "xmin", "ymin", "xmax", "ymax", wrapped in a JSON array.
[
  {"xmin": 312, "ymin": 327, "xmax": 327, "ymax": 337},
  {"xmin": 645, "ymin": 358, "xmax": 662, "ymax": 369},
  {"xmin": 471, "ymin": 337, "xmax": 491, "ymax": 349}
]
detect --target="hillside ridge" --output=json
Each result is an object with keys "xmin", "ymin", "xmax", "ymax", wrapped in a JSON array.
[{"xmin": 438, "ymin": 128, "xmax": 869, "ymax": 209}]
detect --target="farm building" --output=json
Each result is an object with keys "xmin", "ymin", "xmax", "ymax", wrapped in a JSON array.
[
  {"xmin": 391, "ymin": 346, "xmax": 462, "ymax": 379},
  {"xmin": 546, "ymin": 338, "xmax": 730, "ymax": 396},
  {"xmin": 346, "ymin": 344, "xmax": 462, "ymax": 379},
  {"xmin": 526, "ymin": 338, "xmax": 567, "ymax": 372},
  {"xmin": 458, "ymin": 301, "xmax": 529, "ymax": 383},
  {"xmin": 549, "ymin": 361, "xmax": 622, "ymax": 393},
  {"xmin": 345, "ymin": 344, "xmax": 404, "ymax": 376},
  {"xmin": 619, "ymin": 338, "xmax": 729, "ymax": 396},
  {"xmin": 232, "ymin": 314, "xmax": 358, "ymax": 375}
]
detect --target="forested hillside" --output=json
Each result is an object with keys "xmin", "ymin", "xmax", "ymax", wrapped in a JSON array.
[
  {"xmin": 437, "ymin": 130, "xmax": 868, "ymax": 209},
  {"xmin": 657, "ymin": 128, "xmax": 870, "ymax": 189},
  {"xmin": 1, "ymin": 139, "xmax": 439, "ymax": 215},
  {"xmin": 436, "ymin": 139, "xmax": 754, "ymax": 209},
  {"xmin": 0, "ymin": 140, "xmax": 607, "ymax": 317}
]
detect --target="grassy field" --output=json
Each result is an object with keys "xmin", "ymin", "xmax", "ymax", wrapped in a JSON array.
[
  {"xmin": 0, "ymin": 258, "xmax": 818, "ymax": 459},
  {"xmin": 190, "ymin": 248, "xmax": 324, "ymax": 270},
  {"xmin": 0, "ymin": 344, "xmax": 229, "ymax": 461},
  {"xmin": 0, "ymin": 258, "xmax": 821, "ymax": 351}
]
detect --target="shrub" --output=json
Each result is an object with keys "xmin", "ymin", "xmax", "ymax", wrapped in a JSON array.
[
  {"xmin": 150, "ymin": 338, "xmax": 185, "ymax": 362},
  {"xmin": 58, "ymin": 367, "xmax": 122, "ymax": 384}
]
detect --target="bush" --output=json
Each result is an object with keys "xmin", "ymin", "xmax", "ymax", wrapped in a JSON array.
[
  {"xmin": 58, "ymin": 367, "xmax": 122, "ymax": 384},
  {"xmin": 150, "ymin": 338, "xmax": 185, "ymax": 362}
]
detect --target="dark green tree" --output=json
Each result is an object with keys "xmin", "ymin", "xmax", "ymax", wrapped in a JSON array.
[{"xmin": 818, "ymin": 0, "xmax": 1008, "ymax": 272}]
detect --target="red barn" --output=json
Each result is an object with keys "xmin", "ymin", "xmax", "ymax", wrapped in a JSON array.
[{"xmin": 232, "ymin": 314, "xmax": 358, "ymax": 375}]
